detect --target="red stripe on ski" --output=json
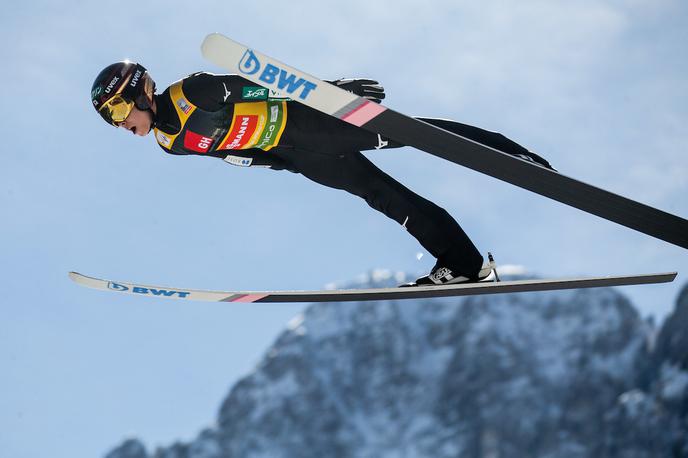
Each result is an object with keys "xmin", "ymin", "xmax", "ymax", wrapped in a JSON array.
[{"xmin": 341, "ymin": 101, "xmax": 387, "ymax": 127}]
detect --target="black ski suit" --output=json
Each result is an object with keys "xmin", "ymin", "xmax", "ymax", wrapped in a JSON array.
[{"xmin": 152, "ymin": 72, "xmax": 550, "ymax": 279}]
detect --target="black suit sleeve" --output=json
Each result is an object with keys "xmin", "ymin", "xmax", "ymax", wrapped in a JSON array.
[{"xmin": 181, "ymin": 72, "xmax": 261, "ymax": 110}]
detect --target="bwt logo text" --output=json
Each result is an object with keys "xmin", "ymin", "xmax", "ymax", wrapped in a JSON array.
[
  {"xmin": 239, "ymin": 49, "xmax": 317, "ymax": 101},
  {"xmin": 108, "ymin": 282, "xmax": 191, "ymax": 298}
]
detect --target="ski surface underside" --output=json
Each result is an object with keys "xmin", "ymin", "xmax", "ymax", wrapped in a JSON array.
[
  {"xmin": 69, "ymin": 271, "xmax": 676, "ymax": 303},
  {"xmin": 200, "ymin": 33, "xmax": 688, "ymax": 250}
]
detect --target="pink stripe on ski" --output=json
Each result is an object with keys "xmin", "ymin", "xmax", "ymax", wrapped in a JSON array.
[
  {"xmin": 341, "ymin": 101, "xmax": 387, "ymax": 127},
  {"xmin": 225, "ymin": 294, "xmax": 267, "ymax": 302},
  {"xmin": 231, "ymin": 294, "xmax": 268, "ymax": 303}
]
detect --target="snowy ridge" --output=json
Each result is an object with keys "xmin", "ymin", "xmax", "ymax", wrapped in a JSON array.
[{"xmin": 105, "ymin": 274, "xmax": 688, "ymax": 458}]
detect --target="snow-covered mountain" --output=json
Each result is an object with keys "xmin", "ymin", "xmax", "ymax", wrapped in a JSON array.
[{"xmin": 105, "ymin": 273, "xmax": 688, "ymax": 458}]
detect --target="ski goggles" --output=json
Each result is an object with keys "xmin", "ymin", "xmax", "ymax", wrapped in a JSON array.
[{"xmin": 98, "ymin": 94, "xmax": 135, "ymax": 127}]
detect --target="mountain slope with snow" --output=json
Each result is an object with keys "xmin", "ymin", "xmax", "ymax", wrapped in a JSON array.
[{"xmin": 106, "ymin": 275, "xmax": 688, "ymax": 458}]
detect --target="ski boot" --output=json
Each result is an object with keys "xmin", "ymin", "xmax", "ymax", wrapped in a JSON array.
[{"xmin": 401, "ymin": 252, "xmax": 499, "ymax": 287}]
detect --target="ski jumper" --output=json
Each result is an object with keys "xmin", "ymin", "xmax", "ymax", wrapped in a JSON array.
[{"xmin": 152, "ymin": 72, "xmax": 549, "ymax": 279}]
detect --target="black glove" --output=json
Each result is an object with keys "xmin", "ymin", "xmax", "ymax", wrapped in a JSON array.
[{"xmin": 330, "ymin": 78, "xmax": 386, "ymax": 104}]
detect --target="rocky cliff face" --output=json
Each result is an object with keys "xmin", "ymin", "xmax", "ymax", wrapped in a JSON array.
[{"xmin": 106, "ymin": 273, "xmax": 688, "ymax": 458}]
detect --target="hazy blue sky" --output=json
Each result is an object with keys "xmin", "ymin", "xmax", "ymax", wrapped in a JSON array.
[{"xmin": 2, "ymin": 1, "xmax": 686, "ymax": 456}]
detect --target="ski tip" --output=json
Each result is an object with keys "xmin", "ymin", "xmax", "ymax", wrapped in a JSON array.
[
  {"xmin": 69, "ymin": 271, "xmax": 98, "ymax": 284},
  {"xmin": 201, "ymin": 32, "xmax": 223, "ymax": 43},
  {"xmin": 201, "ymin": 33, "xmax": 217, "ymax": 56},
  {"xmin": 68, "ymin": 271, "xmax": 91, "ymax": 285},
  {"xmin": 201, "ymin": 33, "xmax": 230, "ymax": 60}
]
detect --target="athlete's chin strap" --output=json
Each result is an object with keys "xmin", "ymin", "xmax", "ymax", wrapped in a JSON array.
[
  {"xmin": 147, "ymin": 95, "xmax": 162, "ymax": 132},
  {"xmin": 146, "ymin": 108, "xmax": 157, "ymax": 133},
  {"xmin": 141, "ymin": 105, "xmax": 156, "ymax": 134},
  {"xmin": 134, "ymin": 74, "xmax": 157, "ymax": 133}
]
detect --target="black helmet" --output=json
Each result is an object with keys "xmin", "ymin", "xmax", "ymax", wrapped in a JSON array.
[{"xmin": 91, "ymin": 61, "xmax": 156, "ymax": 126}]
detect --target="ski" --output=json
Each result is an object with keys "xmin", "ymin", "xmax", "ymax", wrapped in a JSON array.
[
  {"xmin": 69, "ymin": 271, "xmax": 676, "ymax": 303},
  {"xmin": 200, "ymin": 33, "xmax": 688, "ymax": 250}
]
